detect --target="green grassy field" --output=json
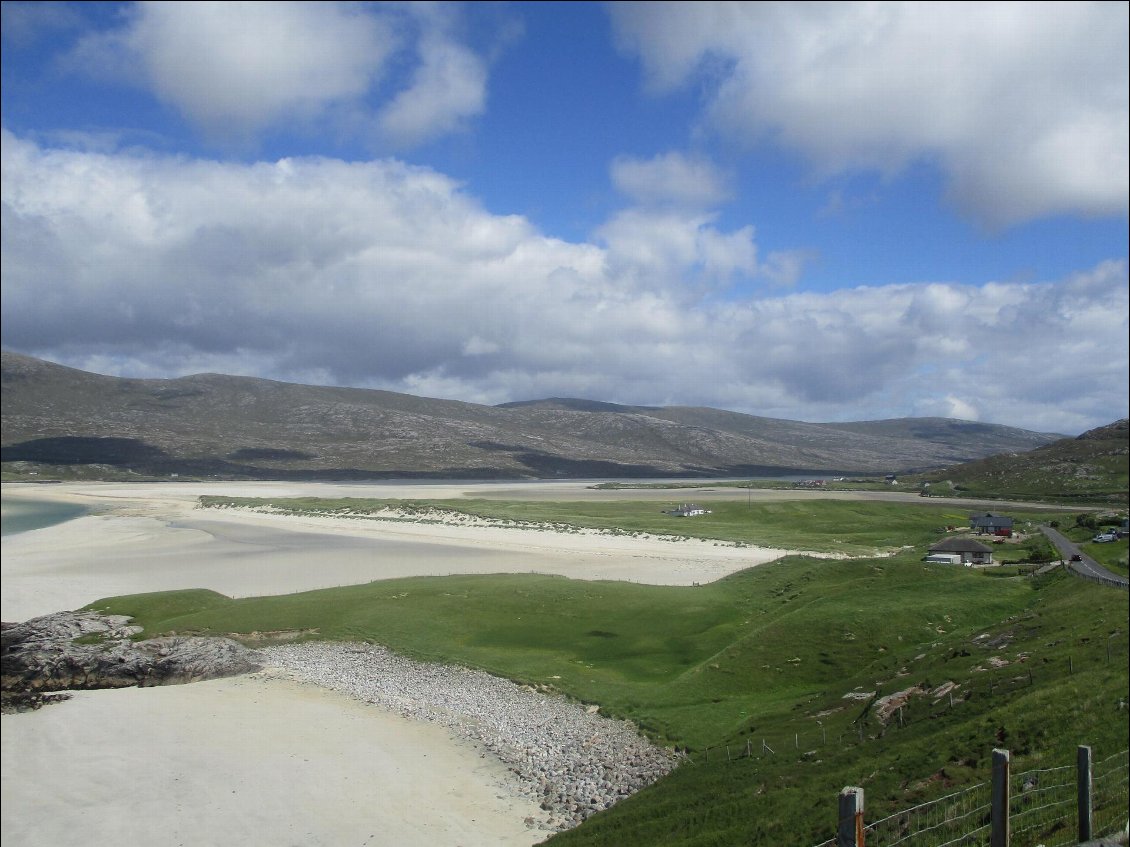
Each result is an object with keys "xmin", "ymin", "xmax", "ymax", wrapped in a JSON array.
[
  {"xmin": 89, "ymin": 498, "xmax": 1129, "ymax": 846},
  {"xmin": 197, "ymin": 495, "xmax": 1071, "ymax": 557}
]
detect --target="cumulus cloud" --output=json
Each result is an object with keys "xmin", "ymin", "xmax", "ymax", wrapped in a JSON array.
[
  {"xmin": 376, "ymin": 4, "xmax": 490, "ymax": 147},
  {"xmin": 606, "ymin": 151, "xmax": 809, "ymax": 289},
  {"xmin": 610, "ymin": 1, "xmax": 1129, "ymax": 227},
  {"xmin": 611, "ymin": 151, "xmax": 732, "ymax": 209},
  {"xmin": 597, "ymin": 208, "xmax": 757, "ymax": 294},
  {"xmin": 60, "ymin": 1, "xmax": 494, "ymax": 150},
  {"xmin": 2, "ymin": 133, "xmax": 1126, "ymax": 434}
]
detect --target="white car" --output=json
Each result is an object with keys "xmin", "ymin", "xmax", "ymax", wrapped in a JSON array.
[{"xmin": 1092, "ymin": 533, "xmax": 1117, "ymax": 543}]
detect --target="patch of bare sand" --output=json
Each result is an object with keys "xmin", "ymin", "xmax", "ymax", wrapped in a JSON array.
[
  {"xmin": 1, "ymin": 481, "xmax": 802, "ymax": 622},
  {"xmin": 1, "ymin": 673, "xmax": 548, "ymax": 847}
]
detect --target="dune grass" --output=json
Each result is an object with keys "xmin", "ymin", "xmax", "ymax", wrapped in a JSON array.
[{"xmin": 89, "ymin": 498, "xmax": 1128, "ymax": 845}]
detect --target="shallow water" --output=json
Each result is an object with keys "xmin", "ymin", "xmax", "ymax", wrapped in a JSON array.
[{"xmin": 0, "ymin": 497, "xmax": 89, "ymax": 537}]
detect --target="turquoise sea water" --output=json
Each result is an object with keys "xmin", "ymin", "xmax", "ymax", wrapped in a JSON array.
[{"xmin": 1, "ymin": 497, "xmax": 89, "ymax": 536}]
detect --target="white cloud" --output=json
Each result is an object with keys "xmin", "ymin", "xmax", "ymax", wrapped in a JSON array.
[
  {"xmin": 60, "ymin": 1, "xmax": 495, "ymax": 150},
  {"xmin": 377, "ymin": 27, "xmax": 489, "ymax": 147},
  {"xmin": 135, "ymin": 2, "xmax": 392, "ymax": 143},
  {"xmin": 941, "ymin": 396, "xmax": 981, "ymax": 422},
  {"xmin": 611, "ymin": 152, "xmax": 732, "ymax": 209},
  {"xmin": 611, "ymin": 1, "xmax": 1129, "ymax": 226},
  {"xmin": 759, "ymin": 250, "xmax": 810, "ymax": 288},
  {"xmin": 2, "ymin": 133, "xmax": 1126, "ymax": 434},
  {"xmin": 597, "ymin": 208, "xmax": 757, "ymax": 294}
]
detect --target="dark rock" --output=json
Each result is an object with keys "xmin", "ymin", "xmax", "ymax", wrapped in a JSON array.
[{"xmin": 1, "ymin": 611, "xmax": 260, "ymax": 698}]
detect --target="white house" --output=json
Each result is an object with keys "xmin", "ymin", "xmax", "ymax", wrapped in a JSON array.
[{"xmin": 668, "ymin": 503, "xmax": 711, "ymax": 517}]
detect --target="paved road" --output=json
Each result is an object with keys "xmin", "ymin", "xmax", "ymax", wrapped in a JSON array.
[{"xmin": 1039, "ymin": 525, "xmax": 1129, "ymax": 589}]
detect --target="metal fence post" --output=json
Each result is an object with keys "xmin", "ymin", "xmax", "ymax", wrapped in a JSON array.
[
  {"xmin": 838, "ymin": 786, "xmax": 864, "ymax": 847},
  {"xmin": 991, "ymin": 748, "xmax": 1010, "ymax": 847},
  {"xmin": 1077, "ymin": 745, "xmax": 1093, "ymax": 843}
]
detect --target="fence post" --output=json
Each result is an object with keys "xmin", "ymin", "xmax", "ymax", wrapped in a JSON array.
[
  {"xmin": 1077, "ymin": 745, "xmax": 1093, "ymax": 843},
  {"xmin": 838, "ymin": 786, "xmax": 864, "ymax": 847},
  {"xmin": 991, "ymin": 748, "xmax": 1010, "ymax": 847}
]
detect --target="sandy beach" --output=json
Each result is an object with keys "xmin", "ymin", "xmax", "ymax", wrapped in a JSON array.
[
  {"xmin": 0, "ymin": 480, "xmax": 799, "ymax": 623},
  {"xmin": 1, "ymin": 479, "xmax": 791, "ymax": 847},
  {"xmin": 2, "ymin": 672, "xmax": 548, "ymax": 847}
]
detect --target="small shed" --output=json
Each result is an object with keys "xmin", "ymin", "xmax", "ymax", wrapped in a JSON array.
[{"xmin": 928, "ymin": 537, "xmax": 994, "ymax": 565}]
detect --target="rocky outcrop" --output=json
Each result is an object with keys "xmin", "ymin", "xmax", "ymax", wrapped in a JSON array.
[{"xmin": 1, "ymin": 611, "xmax": 259, "ymax": 710}]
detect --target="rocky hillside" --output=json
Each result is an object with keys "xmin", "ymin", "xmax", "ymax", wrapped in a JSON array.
[
  {"xmin": 913, "ymin": 419, "xmax": 1129, "ymax": 504},
  {"xmin": 1, "ymin": 352, "xmax": 1063, "ymax": 480}
]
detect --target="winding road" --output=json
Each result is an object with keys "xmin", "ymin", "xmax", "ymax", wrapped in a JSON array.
[{"xmin": 1039, "ymin": 525, "xmax": 1129, "ymax": 589}]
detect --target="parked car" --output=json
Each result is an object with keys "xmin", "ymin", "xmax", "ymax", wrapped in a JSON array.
[{"xmin": 1092, "ymin": 533, "xmax": 1117, "ymax": 543}]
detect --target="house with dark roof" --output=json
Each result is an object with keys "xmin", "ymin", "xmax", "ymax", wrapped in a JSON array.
[
  {"xmin": 928, "ymin": 537, "xmax": 994, "ymax": 565},
  {"xmin": 969, "ymin": 513, "xmax": 1014, "ymax": 536}
]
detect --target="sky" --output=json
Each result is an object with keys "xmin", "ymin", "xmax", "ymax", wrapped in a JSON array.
[{"xmin": 1, "ymin": 1, "xmax": 1127, "ymax": 436}]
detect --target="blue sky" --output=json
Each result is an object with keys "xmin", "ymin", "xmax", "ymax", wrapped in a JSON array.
[{"xmin": 2, "ymin": 1, "xmax": 1127, "ymax": 435}]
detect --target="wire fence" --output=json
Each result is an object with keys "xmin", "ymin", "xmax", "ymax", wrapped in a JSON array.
[
  {"xmin": 1066, "ymin": 561, "xmax": 1129, "ymax": 591},
  {"xmin": 861, "ymin": 781, "xmax": 991, "ymax": 847},
  {"xmin": 1010, "ymin": 763, "xmax": 1075, "ymax": 847},
  {"xmin": 811, "ymin": 746, "xmax": 1128, "ymax": 847},
  {"xmin": 1094, "ymin": 748, "xmax": 1130, "ymax": 837}
]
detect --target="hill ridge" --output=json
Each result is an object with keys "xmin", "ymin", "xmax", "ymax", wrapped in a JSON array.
[{"xmin": 1, "ymin": 351, "xmax": 1065, "ymax": 480}]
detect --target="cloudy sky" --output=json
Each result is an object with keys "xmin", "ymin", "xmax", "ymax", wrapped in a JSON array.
[{"xmin": 2, "ymin": 1, "xmax": 1127, "ymax": 435}]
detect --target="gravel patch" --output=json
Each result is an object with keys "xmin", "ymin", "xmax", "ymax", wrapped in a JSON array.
[{"xmin": 257, "ymin": 642, "xmax": 677, "ymax": 831}]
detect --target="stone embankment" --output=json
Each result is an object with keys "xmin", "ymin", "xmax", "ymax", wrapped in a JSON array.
[
  {"xmin": 1, "ymin": 611, "xmax": 259, "ymax": 711},
  {"xmin": 259, "ymin": 642, "xmax": 677, "ymax": 831}
]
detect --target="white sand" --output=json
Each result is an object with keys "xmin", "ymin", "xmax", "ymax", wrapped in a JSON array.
[
  {"xmin": 1, "ymin": 673, "xmax": 547, "ymax": 847},
  {"xmin": 0, "ymin": 479, "xmax": 799, "ymax": 847},
  {"xmin": 1, "ymin": 480, "xmax": 798, "ymax": 622}
]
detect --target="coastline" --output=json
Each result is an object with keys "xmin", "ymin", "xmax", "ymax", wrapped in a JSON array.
[
  {"xmin": 1, "ymin": 480, "xmax": 798, "ymax": 623},
  {"xmin": 0, "ymin": 479, "xmax": 778, "ymax": 847}
]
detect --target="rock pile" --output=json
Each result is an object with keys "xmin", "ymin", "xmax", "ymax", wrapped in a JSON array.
[
  {"xmin": 259, "ymin": 642, "xmax": 676, "ymax": 830},
  {"xmin": 1, "ymin": 611, "xmax": 259, "ymax": 710}
]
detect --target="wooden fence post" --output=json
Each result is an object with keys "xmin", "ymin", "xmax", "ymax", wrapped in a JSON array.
[
  {"xmin": 991, "ymin": 748, "xmax": 1010, "ymax": 847},
  {"xmin": 1077, "ymin": 745, "xmax": 1093, "ymax": 843},
  {"xmin": 837, "ymin": 786, "xmax": 864, "ymax": 847}
]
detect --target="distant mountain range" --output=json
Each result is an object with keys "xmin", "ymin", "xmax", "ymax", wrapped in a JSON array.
[{"xmin": 1, "ymin": 351, "xmax": 1065, "ymax": 481}]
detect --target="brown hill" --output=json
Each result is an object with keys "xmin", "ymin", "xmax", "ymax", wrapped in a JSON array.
[{"xmin": 1, "ymin": 352, "xmax": 1063, "ymax": 481}]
